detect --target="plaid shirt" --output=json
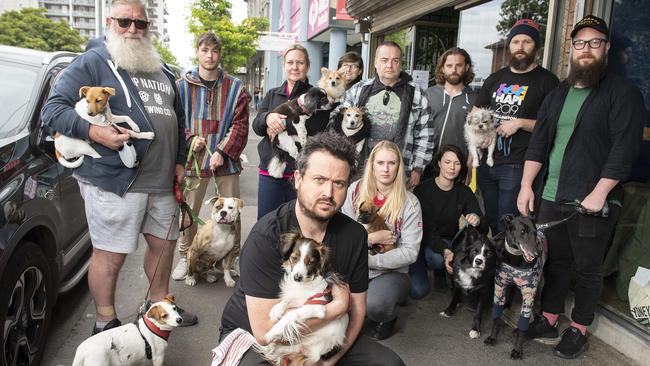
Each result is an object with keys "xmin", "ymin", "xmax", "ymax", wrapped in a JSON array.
[{"xmin": 330, "ymin": 76, "xmax": 433, "ymax": 174}]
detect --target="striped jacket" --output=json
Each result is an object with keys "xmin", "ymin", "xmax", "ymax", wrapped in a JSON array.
[
  {"xmin": 329, "ymin": 72, "xmax": 433, "ymax": 175},
  {"xmin": 176, "ymin": 68, "xmax": 250, "ymax": 177}
]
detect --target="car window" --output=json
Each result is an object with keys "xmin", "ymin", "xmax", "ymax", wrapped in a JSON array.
[{"xmin": 0, "ymin": 62, "xmax": 38, "ymax": 140}]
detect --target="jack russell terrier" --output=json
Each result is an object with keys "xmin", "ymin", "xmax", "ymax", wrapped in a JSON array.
[
  {"xmin": 185, "ymin": 196, "xmax": 243, "ymax": 288},
  {"xmin": 54, "ymin": 86, "xmax": 155, "ymax": 169},
  {"xmin": 72, "ymin": 295, "xmax": 181, "ymax": 366}
]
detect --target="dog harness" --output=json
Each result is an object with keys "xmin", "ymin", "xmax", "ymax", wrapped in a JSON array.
[
  {"xmin": 136, "ymin": 316, "xmax": 171, "ymax": 360},
  {"xmin": 304, "ymin": 287, "xmax": 333, "ymax": 305}
]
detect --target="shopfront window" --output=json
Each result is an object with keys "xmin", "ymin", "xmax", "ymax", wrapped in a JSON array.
[{"xmin": 457, "ymin": 0, "xmax": 549, "ymax": 92}]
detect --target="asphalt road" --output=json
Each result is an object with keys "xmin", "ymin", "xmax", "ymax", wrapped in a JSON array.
[{"xmin": 42, "ymin": 114, "xmax": 638, "ymax": 366}]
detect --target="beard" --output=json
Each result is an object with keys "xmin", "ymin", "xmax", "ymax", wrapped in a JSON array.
[
  {"xmin": 106, "ymin": 28, "xmax": 161, "ymax": 74},
  {"xmin": 297, "ymin": 192, "xmax": 338, "ymax": 223},
  {"xmin": 444, "ymin": 72, "xmax": 463, "ymax": 85},
  {"xmin": 509, "ymin": 50, "xmax": 536, "ymax": 71},
  {"xmin": 567, "ymin": 54, "xmax": 607, "ymax": 88}
]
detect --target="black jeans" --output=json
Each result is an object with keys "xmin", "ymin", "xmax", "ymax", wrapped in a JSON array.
[
  {"xmin": 218, "ymin": 328, "xmax": 405, "ymax": 366},
  {"xmin": 537, "ymin": 199, "xmax": 620, "ymax": 326},
  {"xmin": 476, "ymin": 163, "xmax": 523, "ymax": 234}
]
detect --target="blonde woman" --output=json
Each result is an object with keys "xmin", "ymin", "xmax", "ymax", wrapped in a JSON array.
[{"xmin": 342, "ymin": 141, "xmax": 423, "ymax": 340}]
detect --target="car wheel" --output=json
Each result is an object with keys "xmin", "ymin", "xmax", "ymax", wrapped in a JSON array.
[{"xmin": 1, "ymin": 242, "xmax": 54, "ymax": 366}]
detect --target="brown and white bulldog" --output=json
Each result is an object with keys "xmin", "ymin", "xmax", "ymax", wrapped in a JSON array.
[{"xmin": 185, "ymin": 196, "xmax": 243, "ymax": 287}]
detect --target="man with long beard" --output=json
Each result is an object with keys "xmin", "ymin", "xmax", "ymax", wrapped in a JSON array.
[
  {"xmin": 473, "ymin": 18, "xmax": 559, "ymax": 235},
  {"xmin": 424, "ymin": 47, "xmax": 476, "ymax": 179},
  {"xmin": 518, "ymin": 15, "xmax": 644, "ymax": 358},
  {"xmin": 42, "ymin": 0, "xmax": 197, "ymax": 335}
]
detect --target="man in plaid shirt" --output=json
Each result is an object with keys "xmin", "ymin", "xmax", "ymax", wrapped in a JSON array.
[
  {"xmin": 330, "ymin": 41, "xmax": 433, "ymax": 189},
  {"xmin": 172, "ymin": 31, "xmax": 249, "ymax": 280}
]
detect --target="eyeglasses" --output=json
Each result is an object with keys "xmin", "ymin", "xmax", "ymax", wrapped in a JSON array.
[
  {"xmin": 111, "ymin": 17, "xmax": 149, "ymax": 30},
  {"xmin": 572, "ymin": 38, "xmax": 607, "ymax": 50},
  {"xmin": 383, "ymin": 87, "xmax": 392, "ymax": 106},
  {"xmin": 342, "ymin": 64, "xmax": 360, "ymax": 70}
]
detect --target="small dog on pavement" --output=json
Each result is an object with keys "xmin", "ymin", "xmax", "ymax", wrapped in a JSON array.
[
  {"xmin": 330, "ymin": 106, "xmax": 370, "ymax": 154},
  {"xmin": 54, "ymin": 86, "xmax": 155, "ymax": 169},
  {"xmin": 317, "ymin": 67, "xmax": 347, "ymax": 105},
  {"xmin": 464, "ymin": 108, "xmax": 497, "ymax": 168},
  {"xmin": 267, "ymin": 87, "xmax": 329, "ymax": 178},
  {"xmin": 484, "ymin": 214, "xmax": 546, "ymax": 359},
  {"xmin": 185, "ymin": 196, "xmax": 243, "ymax": 288},
  {"xmin": 254, "ymin": 233, "xmax": 348, "ymax": 366},
  {"xmin": 441, "ymin": 222, "xmax": 498, "ymax": 339},
  {"xmin": 72, "ymin": 295, "xmax": 181, "ymax": 366}
]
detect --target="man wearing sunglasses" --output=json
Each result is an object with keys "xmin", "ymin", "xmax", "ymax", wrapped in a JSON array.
[
  {"xmin": 42, "ymin": 0, "xmax": 198, "ymax": 336},
  {"xmin": 330, "ymin": 41, "xmax": 433, "ymax": 190},
  {"xmin": 518, "ymin": 15, "xmax": 644, "ymax": 359}
]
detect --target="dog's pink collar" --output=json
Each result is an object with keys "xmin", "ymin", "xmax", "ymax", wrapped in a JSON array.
[
  {"xmin": 143, "ymin": 315, "xmax": 171, "ymax": 341},
  {"xmin": 304, "ymin": 287, "xmax": 332, "ymax": 305}
]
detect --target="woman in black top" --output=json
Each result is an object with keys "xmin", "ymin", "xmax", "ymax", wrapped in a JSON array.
[
  {"xmin": 408, "ymin": 144, "xmax": 487, "ymax": 299},
  {"xmin": 252, "ymin": 44, "xmax": 329, "ymax": 219},
  {"xmin": 337, "ymin": 51, "xmax": 364, "ymax": 90}
]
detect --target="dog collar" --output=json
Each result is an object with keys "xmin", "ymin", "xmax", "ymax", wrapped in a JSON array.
[
  {"xmin": 142, "ymin": 315, "xmax": 171, "ymax": 341},
  {"xmin": 304, "ymin": 287, "xmax": 332, "ymax": 305}
]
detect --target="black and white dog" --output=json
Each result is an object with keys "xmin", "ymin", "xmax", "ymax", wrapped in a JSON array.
[
  {"xmin": 267, "ymin": 87, "xmax": 329, "ymax": 178},
  {"xmin": 441, "ymin": 223, "xmax": 498, "ymax": 339},
  {"xmin": 485, "ymin": 214, "xmax": 546, "ymax": 359},
  {"xmin": 330, "ymin": 106, "xmax": 370, "ymax": 154},
  {"xmin": 254, "ymin": 233, "xmax": 348, "ymax": 365}
]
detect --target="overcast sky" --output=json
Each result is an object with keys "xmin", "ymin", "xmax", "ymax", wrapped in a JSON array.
[{"xmin": 168, "ymin": 0, "xmax": 248, "ymax": 69}]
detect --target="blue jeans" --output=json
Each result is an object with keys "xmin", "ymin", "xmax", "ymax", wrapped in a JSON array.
[
  {"xmin": 257, "ymin": 174, "xmax": 296, "ymax": 219},
  {"xmin": 408, "ymin": 240, "xmax": 450, "ymax": 300},
  {"xmin": 476, "ymin": 163, "xmax": 523, "ymax": 235}
]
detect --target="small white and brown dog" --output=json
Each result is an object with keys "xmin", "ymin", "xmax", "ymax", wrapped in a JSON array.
[
  {"xmin": 331, "ymin": 106, "xmax": 369, "ymax": 154},
  {"xmin": 464, "ymin": 107, "xmax": 497, "ymax": 168},
  {"xmin": 54, "ymin": 86, "xmax": 155, "ymax": 169},
  {"xmin": 72, "ymin": 295, "xmax": 181, "ymax": 366},
  {"xmin": 255, "ymin": 233, "xmax": 348, "ymax": 366},
  {"xmin": 317, "ymin": 67, "xmax": 347, "ymax": 105},
  {"xmin": 185, "ymin": 196, "xmax": 243, "ymax": 288}
]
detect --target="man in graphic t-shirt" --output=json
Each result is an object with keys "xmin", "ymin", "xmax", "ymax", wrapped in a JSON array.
[
  {"xmin": 42, "ymin": 0, "xmax": 197, "ymax": 336},
  {"xmin": 330, "ymin": 41, "xmax": 433, "ymax": 189},
  {"xmin": 473, "ymin": 18, "xmax": 559, "ymax": 233}
]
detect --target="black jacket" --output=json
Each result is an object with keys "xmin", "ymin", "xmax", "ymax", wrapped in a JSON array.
[
  {"xmin": 526, "ymin": 72, "xmax": 645, "ymax": 203},
  {"xmin": 252, "ymin": 80, "xmax": 329, "ymax": 174}
]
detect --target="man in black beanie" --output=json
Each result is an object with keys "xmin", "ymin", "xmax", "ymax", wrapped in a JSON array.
[{"xmin": 472, "ymin": 18, "xmax": 559, "ymax": 235}]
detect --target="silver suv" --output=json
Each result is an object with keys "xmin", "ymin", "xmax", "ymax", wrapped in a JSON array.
[{"xmin": 0, "ymin": 45, "xmax": 91, "ymax": 366}]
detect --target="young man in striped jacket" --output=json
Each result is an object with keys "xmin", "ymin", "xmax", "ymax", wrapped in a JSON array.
[{"xmin": 172, "ymin": 31, "xmax": 250, "ymax": 280}]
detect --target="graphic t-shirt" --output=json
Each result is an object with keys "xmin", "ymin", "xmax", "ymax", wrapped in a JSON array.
[
  {"xmin": 367, "ymin": 88, "xmax": 402, "ymax": 150},
  {"xmin": 129, "ymin": 69, "xmax": 178, "ymax": 193},
  {"xmin": 474, "ymin": 66, "xmax": 559, "ymax": 165},
  {"xmin": 542, "ymin": 87, "xmax": 591, "ymax": 201}
]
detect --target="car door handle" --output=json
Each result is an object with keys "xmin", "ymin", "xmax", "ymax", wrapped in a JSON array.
[{"xmin": 44, "ymin": 189, "xmax": 56, "ymax": 200}]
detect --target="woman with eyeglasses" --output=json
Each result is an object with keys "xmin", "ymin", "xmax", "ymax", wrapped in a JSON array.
[
  {"xmin": 341, "ymin": 140, "xmax": 422, "ymax": 340},
  {"xmin": 408, "ymin": 144, "xmax": 487, "ymax": 299},
  {"xmin": 252, "ymin": 44, "xmax": 330, "ymax": 219},
  {"xmin": 337, "ymin": 51, "xmax": 364, "ymax": 89}
]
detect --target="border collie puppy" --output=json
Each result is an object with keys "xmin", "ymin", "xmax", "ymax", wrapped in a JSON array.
[
  {"xmin": 254, "ymin": 233, "xmax": 348, "ymax": 366},
  {"xmin": 441, "ymin": 223, "xmax": 498, "ymax": 339},
  {"xmin": 485, "ymin": 214, "xmax": 546, "ymax": 359},
  {"xmin": 267, "ymin": 87, "xmax": 329, "ymax": 178}
]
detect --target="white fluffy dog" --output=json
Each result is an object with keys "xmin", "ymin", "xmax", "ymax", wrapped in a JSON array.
[{"xmin": 465, "ymin": 108, "xmax": 497, "ymax": 167}]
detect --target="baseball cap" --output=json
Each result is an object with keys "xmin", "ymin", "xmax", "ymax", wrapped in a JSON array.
[{"xmin": 570, "ymin": 15, "xmax": 609, "ymax": 38}]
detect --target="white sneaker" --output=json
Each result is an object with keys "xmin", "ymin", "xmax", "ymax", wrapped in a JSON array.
[{"xmin": 172, "ymin": 257, "xmax": 188, "ymax": 280}]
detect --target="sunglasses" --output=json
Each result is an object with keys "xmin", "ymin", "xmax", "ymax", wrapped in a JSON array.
[
  {"xmin": 111, "ymin": 17, "xmax": 149, "ymax": 30},
  {"xmin": 383, "ymin": 87, "xmax": 392, "ymax": 106}
]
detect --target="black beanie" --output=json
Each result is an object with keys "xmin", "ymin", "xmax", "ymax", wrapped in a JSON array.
[{"xmin": 507, "ymin": 19, "xmax": 541, "ymax": 47}]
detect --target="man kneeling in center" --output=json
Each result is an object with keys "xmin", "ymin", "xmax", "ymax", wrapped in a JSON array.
[{"xmin": 218, "ymin": 131, "xmax": 404, "ymax": 365}]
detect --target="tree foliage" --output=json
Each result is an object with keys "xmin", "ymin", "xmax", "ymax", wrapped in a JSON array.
[
  {"xmin": 0, "ymin": 8, "xmax": 85, "ymax": 52},
  {"xmin": 496, "ymin": 0, "xmax": 549, "ymax": 37},
  {"xmin": 152, "ymin": 37, "xmax": 179, "ymax": 67},
  {"xmin": 187, "ymin": 0, "xmax": 269, "ymax": 73}
]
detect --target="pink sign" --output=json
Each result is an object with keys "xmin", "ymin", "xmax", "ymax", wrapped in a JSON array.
[
  {"xmin": 278, "ymin": 0, "xmax": 285, "ymax": 32},
  {"xmin": 307, "ymin": 0, "xmax": 329, "ymax": 39},
  {"xmin": 290, "ymin": 0, "xmax": 301, "ymax": 34},
  {"xmin": 336, "ymin": 0, "xmax": 353, "ymax": 20}
]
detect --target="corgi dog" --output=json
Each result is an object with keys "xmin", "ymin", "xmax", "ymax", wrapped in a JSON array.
[{"xmin": 317, "ymin": 67, "xmax": 347, "ymax": 105}]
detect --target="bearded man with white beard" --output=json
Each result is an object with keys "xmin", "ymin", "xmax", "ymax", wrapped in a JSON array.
[
  {"xmin": 42, "ymin": 0, "xmax": 198, "ymax": 336},
  {"xmin": 518, "ymin": 15, "xmax": 645, "ymax": 359}
]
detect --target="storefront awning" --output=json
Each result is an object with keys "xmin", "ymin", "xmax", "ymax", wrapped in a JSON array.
[{"xmin": 346, "ymin": 0, "xmax": 394, "ymax": 19}]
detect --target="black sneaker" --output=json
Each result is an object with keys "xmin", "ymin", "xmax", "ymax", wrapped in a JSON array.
[
  {"xmin": 92, "ymin": 318, "xmax": 122, "ymax": 335},
  {"xmin": 527, "ymin": 315, "xmax": 559, "ymax": 341},
  {"xmin": 139, "ymin": 300, "xmax": 198, "ymax": 327},
  {"xmin": 370, "ymin": 317, "xmax": 397, "ymax": 340},
  {"xmin": 554, "ymin": 327, "xmax": 589, "ymax": 359}
]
